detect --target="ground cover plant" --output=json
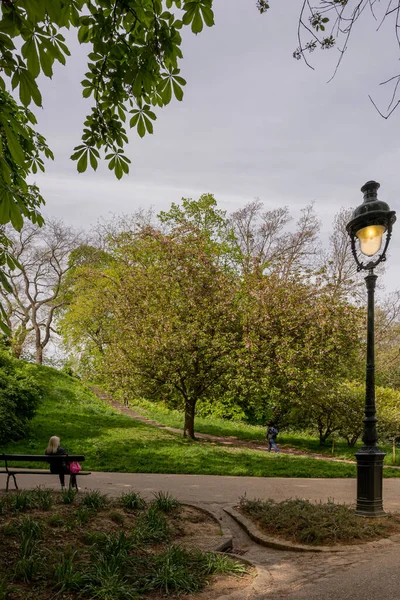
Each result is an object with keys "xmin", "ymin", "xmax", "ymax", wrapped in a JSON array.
[
  {"xmin": 238, "ymin": 497, "xmax": 400, "ymax": 546},
  {"xmin": 2, "ymin": 366, "xmax": 400, "ymax": 478},
  {"xmin": 0, "ymin": 488, "xmax": 248, "ymax": 600}
]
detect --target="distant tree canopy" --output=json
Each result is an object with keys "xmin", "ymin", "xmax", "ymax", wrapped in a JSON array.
[{"xmin": 0, "ymin": 220, "xmax": 85, "ymax": 364}]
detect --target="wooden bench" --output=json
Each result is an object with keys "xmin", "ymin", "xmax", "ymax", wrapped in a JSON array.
[{"xmin": 0, "ymin": 454, "xmax": 90, "ymax": 491}]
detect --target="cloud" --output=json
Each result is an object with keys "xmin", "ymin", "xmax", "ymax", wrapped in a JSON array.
[{"xmin": 29, "ymin": 1, "xmax": 400, "ymax": 292}]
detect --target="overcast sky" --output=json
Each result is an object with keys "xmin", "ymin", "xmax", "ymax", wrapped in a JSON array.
[{"xmin": 30, "ymin": 0, "xmax": 400, "ymax": 293}]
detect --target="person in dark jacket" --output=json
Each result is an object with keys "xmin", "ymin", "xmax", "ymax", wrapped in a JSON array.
[
  {"xmin": 266, "ymin": 423, "xmax": 279, "ymax": 453},
  {"xmin": 45, "ymin": 436, "xmax": 77, "ymax": 490}
]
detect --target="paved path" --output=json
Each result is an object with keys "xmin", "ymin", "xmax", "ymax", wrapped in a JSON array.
[{"xmin": 3, "ymin": 470, "xmax": 400, "ymax": 512}]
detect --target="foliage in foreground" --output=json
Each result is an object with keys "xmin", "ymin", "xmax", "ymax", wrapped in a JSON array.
[
  {"xmin": 238, "ymin": 497, "xmax": 396, "ymax": 545},
  {"xmin": 0, "ymin": 489, "xmax": 247, "ymax": 599}
]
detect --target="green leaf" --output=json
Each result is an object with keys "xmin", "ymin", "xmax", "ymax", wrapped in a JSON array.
[
  {"xmin": 0, "ymin": 190, "xmax": 10, "ymax": 223},
  {"xmin": 0, "ymin": 316, "xmax": 11, "ymax": 336},
  {"xmin": 137, "ymin": 117, "xmax": 146, "ymax": 138},
  {"xmin": 3, "ymin": 124, "xmax": 25, "ymax": 166},
  {"xmin": 9, "ymin": 202, "xmax": 23, "ymax": 231},
  {"xmin": 45, "ymin": 0, "xmax": 63, "ymax": 24},
  {"xmin": 89, "ymin": 150, "xmax": 98, "ymax": 170},
  {"xmin": 22, "ymin": 38, "xmax": 40, "ymax": 78},
  {"xmin": 18, "ymin": 70, "xmax": 42, "ymax": 107},
  {"xmin": 160, "ymin": 81, "xmax": 172, "ymax": 104},
  {"xmin": 192, "ymin": 11, "xmax": 203, "ymax": 34},
  {"xmin": 143, "ymin": 116, "xmax": 154, "ymax": 134},
  {"xmin": 39, "ymin": 46, "xmax": 53, "ymax": 78},
  {"xmin": 78, "ymin": 25, "xmax": 91, "ymax": 43},
  {"xmin": 130, "ymin": 113, "xmax": 140, "ymax": 128},
  {"xmin": 0, "ymin": 269, "xmax": 12, "ymax": 293},
  {"xmin": 77, "ymin": 150, "xmax": 88, "ymax": 173},
  {"xmin": 173, "ymin": 81, "xmax": 183, "ymax": 101},
  {"xmin": 115, "ymin": 161, "xmax": 123, "ymax": 180},
  {"xmin": 201, "ymin": 6, "xmax": 214, "ymax": 27}
]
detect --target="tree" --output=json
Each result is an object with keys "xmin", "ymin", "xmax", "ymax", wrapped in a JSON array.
[
  {"xmin": 0, "ymin": 0, "xmax": 217, "ymax": 333},
  {"xmin": 1, "ymin": 219, "xmax": 85, "ymax": 363},
  {"xmin": 240, "ymin": 269, "xmax": 364, "ymax": 440},
  {"xmin": 376, "ymin": 385, "xmax": 400, "ymax": 443},
  {"xmin": 61, "ymin": 196, "xmax": 371, "ymax": 438},
  {"xmin": 0, "ymin": 1, "xmax": 218, "ymax": 195},
  {"xmin": 62, "ymin": 222, "xmax": 243, "ymax": 438},
  {"xmin": 319, "ymin": 208, "xmax": 364, "ymax": 302},
  {"xmin": 375, "ymin": 290, "xmax": 400, "ymax": 389},
  {"xmin": 230, "ymin": 201, "xmax": 320, "ymax": 280},
  {"xmin": 276, "ymin": 0, "xmax": 400, "ymax": 119},
  {"xmin": 59, "ymin": 245, "xmax": 117, "ymax": 377}
]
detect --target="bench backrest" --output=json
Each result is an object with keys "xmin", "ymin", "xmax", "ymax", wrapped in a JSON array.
[{"xmin": 1, "ymin": 454, "xmax": 85, "ymax": 462}]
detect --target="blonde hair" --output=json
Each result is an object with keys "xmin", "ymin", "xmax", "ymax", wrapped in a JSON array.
[{"xmin": 46, "ymin": 436, "xmax": 60, "ymax": 454}]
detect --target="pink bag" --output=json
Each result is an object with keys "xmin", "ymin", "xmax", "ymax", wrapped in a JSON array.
[{"xmin": 69, "ymin": 462, "xmax": 82, "ymax": 474}]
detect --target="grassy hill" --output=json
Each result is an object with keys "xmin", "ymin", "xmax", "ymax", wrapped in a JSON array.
[{"xmin": 1, "ymin": 364, "xmax": 399, "ymax": 478}]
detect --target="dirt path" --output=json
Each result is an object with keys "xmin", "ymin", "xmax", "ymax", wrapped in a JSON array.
[{"xmin": 90, "ymin": 386, "xmax": 365, "ymax": 466}]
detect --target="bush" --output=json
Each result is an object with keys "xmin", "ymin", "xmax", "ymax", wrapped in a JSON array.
[
  {"xmin": 0, "ymin": 351, "xmax": 43, "ymax": 445},
  {"xmin": 239, "ymin": 497, "xmax": 390, "ymax": 545}
]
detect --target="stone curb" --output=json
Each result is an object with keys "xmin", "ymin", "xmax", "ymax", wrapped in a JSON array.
[
  {"xmin": 183, "ymin": 503, "xmax": 233, "ymax": 552},
  {"xmin": 224, "ymin": 506, "xmax": 400, "ymax": 553}
]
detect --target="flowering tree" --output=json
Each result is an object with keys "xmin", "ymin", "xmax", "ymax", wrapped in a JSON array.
[{"xmin": 62, "ymin": 223, "xmax": 243, "ymax": 438}]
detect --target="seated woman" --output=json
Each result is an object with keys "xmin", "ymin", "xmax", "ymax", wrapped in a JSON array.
[{"xmin": 45, "ymin": 436, "xmax": 77, "ymax": 490}]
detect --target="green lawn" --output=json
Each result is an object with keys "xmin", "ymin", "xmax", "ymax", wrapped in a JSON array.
[
  {"xmin": 1, "ymin": 365, "xmax": 399, "ymax": 478},
  {"xmin": 131, "ymin": 398, "xmax": 400, "ymax": 466}
]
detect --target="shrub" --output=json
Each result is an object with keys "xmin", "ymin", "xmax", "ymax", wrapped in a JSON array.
[
  {"xmin": 120, "ymin": 491, "xmax": 147, "ymax": 511},
  {"xmin": 0, "ymin": 576, "xmax": 13, "ymax": 600},
  {"xmin": 146, "ymin": 546, "xmax": 202, "ymax": 594},
  {"xmin": 132, "ymin": 506, "xmax": 169, "ymax": 544},
  {"xmin": 7, "ymin": 491, "xmax": 34, "ymax": 513},
  {"xmin": 61, "ymin": 488, "xmax": 76, "ymax": 505},
  {"xmin": 32, "ymin": 488, "xmax": 53, "ymax": 511},
  {"xmin": 151, "ymin": 491, "xmax": 180, "ymax": 513},
  {"xmin": 80, "ymin": 490, "xmax": 108, "ymax": 511},
  {"xmin": 53, "ymin": 551, "xmax": 84, "ymax": 592},
  {"xmin": 0, "ymin": 351, "xmax": 43, "ymax": 444},
  {"xmin": 239, "ymin": 497, "xmax": 390, "ymax": 545}
]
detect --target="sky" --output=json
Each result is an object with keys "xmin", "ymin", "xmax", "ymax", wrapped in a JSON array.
[{"xmin": 29, "ymin": 0, "xmax": 400, "ymax": 293}]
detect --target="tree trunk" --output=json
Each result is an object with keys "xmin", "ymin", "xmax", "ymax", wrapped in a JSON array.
[
  {"xmin": 318, "ymin": 425, "xmax": 333, "ymax": 446},
  {"xmin": 347, "ymin": 434, "xmax": 360, "ymax": 447},
  {"xmin": 36, "ymin": 345, "xmax": 43, "ymax": 364},
  {"xmin": 183, "ymin": 401, "xmax": 196, "ymax": 439}
]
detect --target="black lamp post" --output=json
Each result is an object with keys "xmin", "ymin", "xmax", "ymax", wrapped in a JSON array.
[{"xmin": 346, "ymin": 181, "xmax": 396, "ymax": 517}]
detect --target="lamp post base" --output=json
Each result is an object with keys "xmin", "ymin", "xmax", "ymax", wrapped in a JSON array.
[{"xmin": 355, "ymin": 448, "xmax": 386, "ymax": 517}]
